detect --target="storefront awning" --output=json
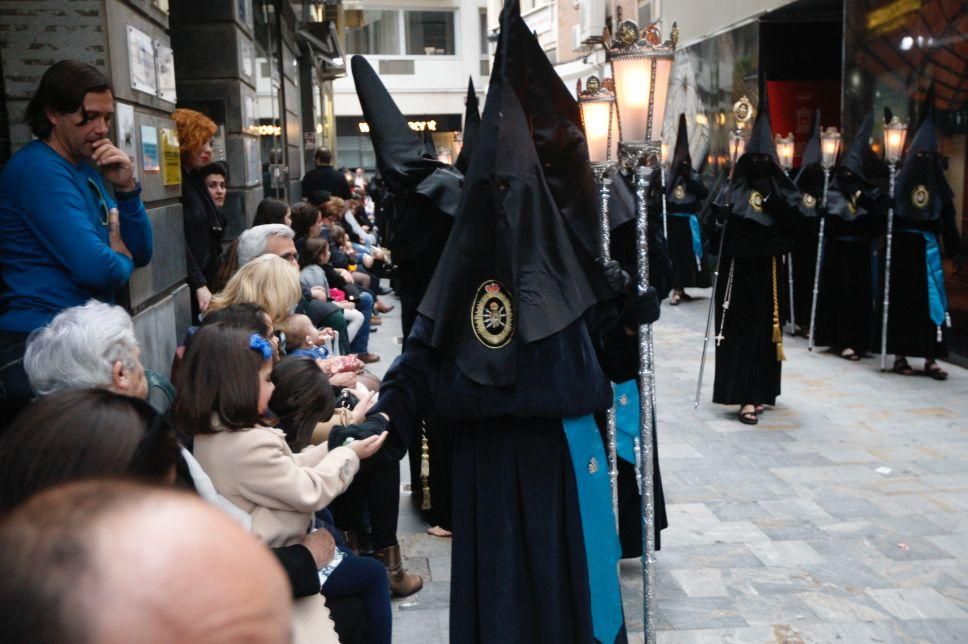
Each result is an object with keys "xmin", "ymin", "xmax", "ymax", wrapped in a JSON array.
[{"xmin": 298, "ymin": 21, "xmax": 346, "ymax": 81}]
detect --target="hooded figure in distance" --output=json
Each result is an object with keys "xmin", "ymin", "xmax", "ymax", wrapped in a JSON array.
[
  {"xmin": 358, "ymin": 0, "xmax": 663, "ymax": 640},
  {"xmin": 711, "ymin": 84, "xmax": 803, "ymax": 425},
  {"xmin": 352, "ymin": 55, "xmax": 463, "ymax": 540},
  {"xmin": 884, "ymin": 88, "xmax": 961, "ymax": 379},
  {"xmin": 665, "ymin": 113, "xmax": 711, "ymax": 302},
  {"xmin": 785, "ymin": 109, "xmax": 823, "ymax": 332},
  {"xmin": 812, "ymin": 112, "xmax": 888, "ymax": 358}
]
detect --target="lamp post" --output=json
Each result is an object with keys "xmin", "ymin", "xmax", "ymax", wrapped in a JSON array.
[
  {"xmin": 775, "ymin": 132, "xmax": 797, "ymax": 335},
  {"xmin": 880, "ymin": 115, "xmax": 908, "ymax": 370},
  {"xmin": 577, "ymin": 74, "xmax": 620, "ymax": 521},
  {"xmin": 808, "ymin": 127, "xmax": 841, "ymax": 352},
  {"xmin": 606, "ymin": 20, "xmax": 675, "ymax": 643}
]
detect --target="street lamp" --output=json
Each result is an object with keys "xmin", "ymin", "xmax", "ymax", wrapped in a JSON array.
[
  {"xmin": 577, "ymin": 73, "xmax": 620, "ymax": 521},
  {"xmin": 808, "ymin": 126, "xmax": 841, "ymax": 351},
  {"xmin": 605, "ymin": 18, "xmax": 677, "ymax": 644},
  {"xmin": 775, "ymin": 132, "xmax": 795, "ymax": 174},
  {"xmin": 880, "ymin": 115, "xmax": 908, "ymax": 370}
]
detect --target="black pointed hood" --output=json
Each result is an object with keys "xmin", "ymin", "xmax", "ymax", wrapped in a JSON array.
[
  {"xmin": 894, "ymin": 94, "xmax": 953, "ymax": 222},
  {"xmin": 455, "ymin": 78, "xmax": 481, "ymax": 174},
  {"xmin": 725, "ymin": 84, "xmax": 801, "ymax": 225},
  {"xmin": 794, "ymin": 110, "xmax": 823, "ymax": 217},
  {"xmin": 665, "ymin": 114, "xmax": 707, "ymax": 210},
  {"xmin": 826, "ymin": 112, "xmax": 882, "ymax": 221},
  {"xmin": 351, "ymin": 55, "xmax": 462, "ymax": 219},
  {"xmin": 416, "ymin": 0, "xmax": 605, "ymax": 387}
]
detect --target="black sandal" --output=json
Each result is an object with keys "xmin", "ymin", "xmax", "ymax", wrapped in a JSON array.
[
  {"xmin": 925, "ymin": 361, "xmax": 948, "ymax": 381},
  {"xmin": 738, "ymin": 406, "xmax": 758, "ymax": 425},
  {"xmin": 892, "ymin": 357, "xmax": 914, "ymax": 375},
  {"xmin": 840, "ymin": 348, "xmax": 861, "ymax": 361}
]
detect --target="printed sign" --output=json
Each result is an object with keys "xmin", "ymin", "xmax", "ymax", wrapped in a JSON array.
[
  {"xmin": 127, "ymin": 26, "xmax": 157, "ymax": 96},
  {"xmin": 160, "ymin": 128, "xmax": 182, "ymax": 186},
  {"xmin": 141, "ymin": 125, "xmax": 160, "ymax": 174},
  {"xmin": 155, "ymin": 43, "xmax": 177, "ymax": 104},
  {"xmin": 115, "ymin": 102, "xmax": 138, "ymax": 181}
]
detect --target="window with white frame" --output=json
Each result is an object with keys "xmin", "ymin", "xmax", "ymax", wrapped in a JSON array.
[{"xmin": 345, "ymin": 9, "xmax": 456, "ymax": 56}]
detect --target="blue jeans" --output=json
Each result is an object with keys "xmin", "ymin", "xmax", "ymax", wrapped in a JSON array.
[
  {"xmin": 322, "ymin": 549, "xmax": 391, "ymax": 644},
  {"xmin": 349, "ymin": 290, "xmax": 373, "ymax": 354}
]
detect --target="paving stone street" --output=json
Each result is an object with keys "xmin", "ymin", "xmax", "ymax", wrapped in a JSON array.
[{"xmin": 370, "ymin": 286, "xmax": 968, "ymax": 643}]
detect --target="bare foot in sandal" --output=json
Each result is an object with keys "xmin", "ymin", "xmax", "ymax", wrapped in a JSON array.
[
  {"xmin": 738, "ymin": 404, "xmax": 758, "ymax": 425},
  {"xmin": 892, "ymin": 357, "xmax": 914, "ymax": 375},
  {"xmin": 924, "ymin": 360, "xmax": 948, "ymax": 381},
  {"xmin": 427, "ymin": 526, "xmax": 452, "ymax": 538},
  {"xmin": 840, "ymin": 348, "xmax": 861, "ymax": 361}
]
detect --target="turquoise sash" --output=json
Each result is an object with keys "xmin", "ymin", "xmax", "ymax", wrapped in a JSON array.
[
  {"xmin": 898, "ymin": 229, "xmax": 948, "ymax": 327},
  {"xmin": 562, "ymin": 415, "xmax": 624, "ymax": 644},
  {"xmin": 670, "ymin": 212, "xmax": 703, "ymax": 266}
]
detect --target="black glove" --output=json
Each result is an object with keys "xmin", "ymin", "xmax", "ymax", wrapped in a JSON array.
[
  {"xmin": 626, "ymin": 286, "xmax": 661, "ymax": 326},
  {"xmin": 595, "ymin": 257, "xmax": 631, "ymax": 294}
]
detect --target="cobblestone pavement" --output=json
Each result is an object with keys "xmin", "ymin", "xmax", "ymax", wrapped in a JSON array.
[{"xmin": 370, "ymin": 287, "xmax": 968, "ymax": 643}]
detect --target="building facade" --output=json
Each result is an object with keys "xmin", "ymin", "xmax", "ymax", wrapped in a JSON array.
[{"xmin": 332, "ymin": 0, "xmax": 489, "ymax": 170}]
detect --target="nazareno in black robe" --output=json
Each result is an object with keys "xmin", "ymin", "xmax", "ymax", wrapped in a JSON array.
[{"xmin": 712, "ymin": 214, "xmax": 796, "ymax": 405}]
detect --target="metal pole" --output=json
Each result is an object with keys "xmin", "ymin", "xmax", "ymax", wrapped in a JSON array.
[
  {"xmin": 880, "ymin": 161, "xmax": 897, "ymax": 370},
  {"xmin": 634, "ymin": 164, "xmax": 657, "ymax": 644},
  {"xmin": 694, "ymin": 215, "xmax": 728, "ymax": 408},
  {"xmin": 787, "ymin": 253, "xmax": 796, "ymax": 334},
  {"xmin": 595, "ymin": 166, "xmax": 620, "ymax": 525},
  {"xmin": 660, "ymin": 166, "xmax": 668, "ymax": 240},
  {"xmin": 807, "ymin": 167, "xmax": 830, "ymax": 352}
]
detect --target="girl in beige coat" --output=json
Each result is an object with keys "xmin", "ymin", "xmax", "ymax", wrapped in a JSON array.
[{"xmin": 174, "ymin": 324, "xmax": 386, "ymax": 644}]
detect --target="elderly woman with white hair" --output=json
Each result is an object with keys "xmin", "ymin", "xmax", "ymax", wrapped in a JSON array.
[{"xmin": 24, "ymin": 300, "xmax": 147, "ymax": 399}]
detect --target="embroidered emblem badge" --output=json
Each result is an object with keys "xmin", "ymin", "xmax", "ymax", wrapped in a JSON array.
[
  {"xmin": 588, "ymin": 457, "xmax": 599, "ymax": 474},
  {"xmin": 802, "ymin": 193, "xmax": 816, "ymax": 208},
  {"xmin": 912, "ymin": 184, "xmax": 930, "ymax": 209},
  {"xmin": 472, "ymin": 280, "xmax": 513, "ymax": 348},
  {"xmin": 749, "ymin": 190, "xmax": 764, "ymax": 212},
  {"xmin": 673, "ymin": 184, "xmax": 686, "ymax": 200}
]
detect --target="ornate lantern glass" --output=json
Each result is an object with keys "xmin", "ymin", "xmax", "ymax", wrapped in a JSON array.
[
  {"xmin": 883, "ymin": 116, "xmax": 907, "ymax": 164},
  {"xmin": 775, "ymin": 132, "xmax": 795, "ymax": 171},
  {"xmin": 606, "ymin": 21, "xmax": 677, "ymax": 148},
  {"xmin": 820, "ymin": 127, "xmax": 842, "ymax": 169},
  {"xmin": 577, "ymin": 76, "xmax": 619, "ymax": 168}
]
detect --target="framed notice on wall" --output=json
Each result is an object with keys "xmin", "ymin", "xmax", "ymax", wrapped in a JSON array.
[
  {"xmin": 160, "ymin": 128, "xmax": 182, "ymax": 186},
  {"xmin": 141, "ymin": 126, "xmax": 160, "ymax": 174},
  {"xmin": 127, "ymin": 26, "xmax": 157, "ymax": 96},
  {"xmin": 155, "ymin": 43, "xmax": 177, "ymax": 104},
  {"xmin": 115, "ymin": 102, "xmax": 138, "ymax": 181}
]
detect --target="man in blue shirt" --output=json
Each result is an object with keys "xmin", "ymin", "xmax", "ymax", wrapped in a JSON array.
[{"xmin": 0, "ymin": 60, "xmax": 153, "ymax": 424}]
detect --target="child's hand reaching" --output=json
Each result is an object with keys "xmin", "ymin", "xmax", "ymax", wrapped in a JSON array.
[
  {"xmin": 348, "ymin": 431, "xmax": 388, "ymax": 459},
  {"xmin": 351, "ymin": 390, "xmax": 377, "ymax": 425}
]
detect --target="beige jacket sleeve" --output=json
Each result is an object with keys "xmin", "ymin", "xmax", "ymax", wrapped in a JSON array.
[{"xmin": 232, "ymin": 429, "xmax": 360, "ymax": 514}]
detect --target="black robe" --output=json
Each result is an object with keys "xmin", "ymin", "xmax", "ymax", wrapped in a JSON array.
[
  {"xmin": 813, "ymin": 213, "xmax": 884, "ymax": 352},
  {"xmin": 666, "ymin": 178, "xmax": 711, "ymax": 289},
  {"xmin": 713, "ymin": 216, "xmax": 794, "ymax": 406},
  {"xmin": 374, "ymin": 309, "xmax": 625, "ymax": 643},
  {"xmin": 781, "ymin": 216, "xmax": 818, "ymax": 332},
  {"xmin": 883, "ymin": 201, "xmax": 960, "ymax": 359}
]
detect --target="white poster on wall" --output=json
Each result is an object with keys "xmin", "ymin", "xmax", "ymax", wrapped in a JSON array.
[
  {"xmin": 245, "ymin": 137, "xmax": 261, "ymax": 187},
  {"xmin": 155, "ymin": 42, "xmax": 177, "ymax": 104},
  {"xmin": 241, "ymin": 39, "xmax": 254, "ymax": 79},
  {"xmin": 127, "ymin": 26, "xmax": 157, "ymax": 96},
  {"xmin": 115, "ymin": 102, "xmax": 138, "ymax": 181}
]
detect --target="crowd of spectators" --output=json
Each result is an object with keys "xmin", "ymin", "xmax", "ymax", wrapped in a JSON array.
[{"xmin": 0, "ymin": 60, "xmax": 414, "ymax": 644}]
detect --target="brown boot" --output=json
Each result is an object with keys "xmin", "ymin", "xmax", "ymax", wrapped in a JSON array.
[{"xmin": 374, "ymin": 545, "xmax": 423, "ymax": 597}]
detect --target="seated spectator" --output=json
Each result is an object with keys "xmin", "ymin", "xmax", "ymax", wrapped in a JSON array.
[
  {"xmin": 14, "ymin": 301, "xmax": 344, "ymax": 619},
  {"xmin": 270, "ymin": 356, "xmax": 392, "ymax": 644},
  {"xmin": 0, "ymin": 480, "xmax": 292, "ymax": 644},
  {"xmin": 207, "ymin": 253, "xmax": 301, "ymax": 327},
  {"xmin": 24, "ymin": 300, "xmax": 147, "ymax": 399},
  {"xmin": 0, "ymin": 60, "xmax": 153, "ymax": 423},
  {"xmin": 173, "ymin": 323, "xmax": 387, "ymax": 643},
  {"xmin": 298, "ymin": 237, "xmax": 377, "ymax": 362},
  {"xmin": 282, "ymin": 312, "xmax": 333, "ymax": 360},
  {"xmin": 253, "ymin": 197, "xmax": 292, "ymax": 227},
  {"xmin": 290, "ymin": 201, "xmax": 325, "ymax": 251},
  {"xmin": 0, "ymin": 389, "xmax": 180, "ymax": 513}
]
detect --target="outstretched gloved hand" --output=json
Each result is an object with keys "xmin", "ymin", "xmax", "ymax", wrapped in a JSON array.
[
  {"xmin": 595, "ymin": 256, "xmax": 632, "ymax": 294},
  {"xmin": 626, "ymin": 285, "xmax": 661, "ymax": 326}
]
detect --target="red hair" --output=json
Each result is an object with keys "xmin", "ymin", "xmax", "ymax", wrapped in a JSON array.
[{"xmin": 172, "ymin": 108, "xmax": 217, "ymax": 159}]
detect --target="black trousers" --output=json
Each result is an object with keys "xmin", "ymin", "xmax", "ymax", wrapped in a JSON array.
[{"xmin": 0, "ymin": 331, "xmax": 32, "ymax": 431}]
